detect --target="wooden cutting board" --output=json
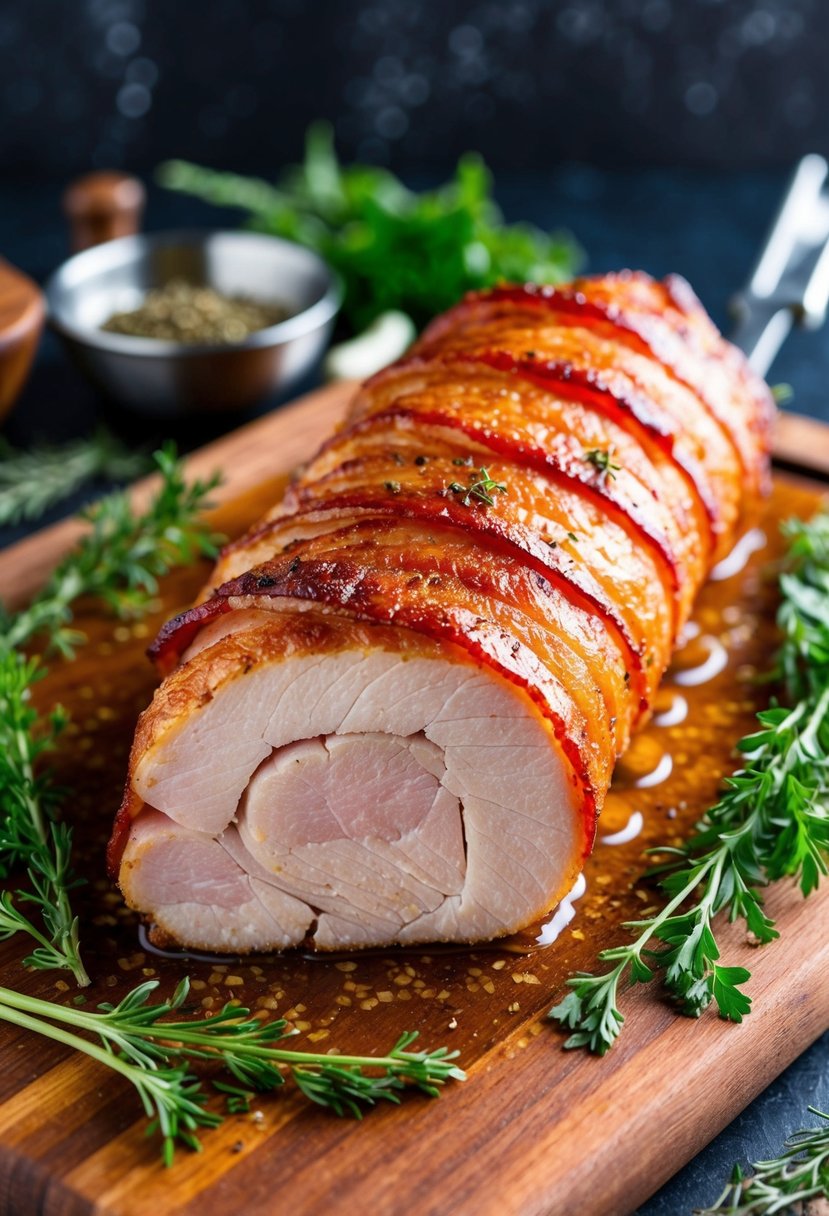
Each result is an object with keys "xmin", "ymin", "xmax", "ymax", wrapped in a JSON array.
[{"xmin": 1, "ymin": 384, "xmax": 828, "ymax": 1216}]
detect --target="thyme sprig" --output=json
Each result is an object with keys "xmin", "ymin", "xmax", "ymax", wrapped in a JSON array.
[
  {"xmin": 0, "ymin": 429, "xmax": 149, "ymax": 528},
  {"xmin": 0, "ymin": 980, "xmax": 465, "ymax": 1165},
  {"xmin": 447, "ymin": 466, "xmax": 508, "ymax": 508},
  {"xmin": 696, "ymin": 1107, "xmax": 829, "ymax": 1215},
  {"xmin": 0, "ymin": 445, "xmax": 221, "ymax": 984},
  {"xmin": 583, "ymin": 446, "xmax": 621, "ymax": 481},
  {"xmin": 550, "ymin": 512, "xmax": 829, "ymax": 1054}
]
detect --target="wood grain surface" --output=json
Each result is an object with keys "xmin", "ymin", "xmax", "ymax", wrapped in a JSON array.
[{"xmin": 1, "ymin": 385, "xmax": 828, "ymax": 1216}]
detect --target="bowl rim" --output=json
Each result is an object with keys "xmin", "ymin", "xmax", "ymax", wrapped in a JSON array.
[{"xmin": 44, "ymin": 228, "xmax": 342, "ymax": 358}]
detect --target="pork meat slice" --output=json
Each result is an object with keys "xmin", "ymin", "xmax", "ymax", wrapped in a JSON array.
[{"xmin": 114, "ymin": 613, "xmax": 585, "ymax": 950}]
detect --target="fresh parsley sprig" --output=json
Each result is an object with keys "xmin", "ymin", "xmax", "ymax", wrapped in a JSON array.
[
  {"xmin": 447, "ymin": 466, "xmax": 508, "ymax": 508},
  {"xmin": 696, "ymin": 1107, "xmax": 829, "ymax": 1215},
  {"xmin": 0, "ymin": 445, "xmax": 221, "ymax": 984},
  {"xmin": 550, "ymin": 511, "xmax": 829, "ymax": 1054},
  {"xmin": 0, "ymin": 980, "xmax": 465, "ymax": 1165},
  {"xmin": 0, "ymin": 429, "xmax": 150, "ymax": 528}
]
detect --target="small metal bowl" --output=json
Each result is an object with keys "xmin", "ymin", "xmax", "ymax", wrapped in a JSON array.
[{"xmin": 45, "ymin": 230, "xmax": 341, "ymax": 416}]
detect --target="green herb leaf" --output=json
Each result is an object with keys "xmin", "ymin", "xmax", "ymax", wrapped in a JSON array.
[{"xmin": 583, "ymin": 447, "xmax": 621, "ymax": 481}]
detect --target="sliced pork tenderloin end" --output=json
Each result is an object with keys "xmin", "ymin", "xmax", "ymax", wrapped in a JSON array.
[{"xmin": 114, "ymin": 613, "xmax": 591, "ymax": 951}]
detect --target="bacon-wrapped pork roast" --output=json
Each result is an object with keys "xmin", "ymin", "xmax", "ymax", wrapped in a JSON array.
[{"xmin": 108, "ymin": 272, "xmax": 773, "ymax": 952}]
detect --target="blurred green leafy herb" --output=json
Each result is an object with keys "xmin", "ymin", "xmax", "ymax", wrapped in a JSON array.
[
  {"xmin": 0, "ymin": 429, "xmax": 150, "ymax": 528},
  {"xmin": 158, "ymin": 122, "xmax": 581, "ymax": 333}
]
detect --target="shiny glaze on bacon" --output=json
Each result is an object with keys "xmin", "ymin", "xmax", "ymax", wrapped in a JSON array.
[{"xmin": 148, "ymin": 272, "xmax": 773, "ymax": 848}]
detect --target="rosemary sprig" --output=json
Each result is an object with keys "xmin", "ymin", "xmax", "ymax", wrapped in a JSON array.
[
  {"xmin": 696, "ymin": 1107, "xmax": 829, "ymax": 1215},
  {"xmin": 0, "ymin": 429, "xmax": 149, "ymax": 528},
  {"xmin": 0, "ymin": 445, "xmax": 221, "ymax": 984},
  {"xmin": 1, "ymin": 442, "xmax": 222, "ymax": 657},
  {"xmin": 0, "ymin": 980, "xmax": 465, "ymax": 1164},
  {"xmin": 447, "ymin": 466, "xmax": 508, "ymax": 508},
  {"xmin": 550, "ymin": 512, "xmax": 829, "ymax": 1054}
]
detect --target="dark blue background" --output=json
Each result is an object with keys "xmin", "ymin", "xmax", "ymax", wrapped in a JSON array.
[
  {"xmin": 3, "ymin": 1, "xmax": 829, "ymax": 1211},
  {"xmin": 3, "ymin": 0, "xmax": 829, "ymax": 177}
]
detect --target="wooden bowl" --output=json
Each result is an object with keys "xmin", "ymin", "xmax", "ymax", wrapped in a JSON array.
[{"xmin": 0, "ymin": 259, "xmax": 45, "ymax": 423}]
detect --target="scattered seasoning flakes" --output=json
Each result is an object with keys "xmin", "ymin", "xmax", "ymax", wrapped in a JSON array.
[
  {"xmin": 491, "ymin": 959, "xmax": 507, "ymax": 970},
  {"xmin": 508, "ymin": 1002, "xmax": 520, "ymax": 1013},
  {"xmin": 307, "ymin": 1030, "xmax": 330, "ymax": 1043},
  {"xmin": 335, "ymin": 961, "xmax": 357, "ymax": 972},
  {"xmin": 376, "ymin": 991, "xmax": 394, "ymax": 1003},
  {"xmin": 448, "ymin": 1017, "xmax": 458, "ymax": 1030}
]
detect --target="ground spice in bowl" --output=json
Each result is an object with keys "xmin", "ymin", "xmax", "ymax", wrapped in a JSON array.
[{"xmin": 101, "ymin": 278, "xmax": 289, "ymax": 344}]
